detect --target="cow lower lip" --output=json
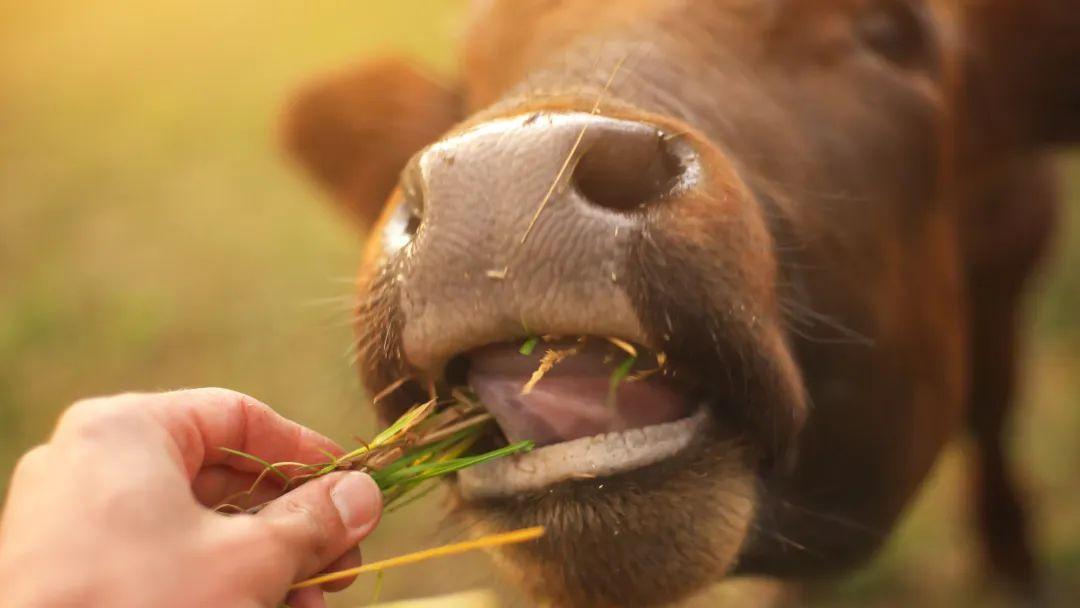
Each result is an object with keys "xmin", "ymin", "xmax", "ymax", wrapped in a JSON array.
[
  {"xmin": 464, "ymin": 340, "xmax": 693, "ymax": 448},
  {"xmin": 458, "ymin": 407, "xmax": 710, "ymax": 499}
]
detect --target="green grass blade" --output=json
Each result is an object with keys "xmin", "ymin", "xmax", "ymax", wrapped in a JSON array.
[
  {"xmin": 373, "ymin": 440, "xmax": 534, "ymax": 489},
  {"xmin": 607, "ymin": 355, "xmax": 637, "ymax": 407},
  {"xmin": 370, "ymin": 570, "xmax": 385, "ymax": 604},
  {"xmin": 519, "ymin": 336, "xmax": 540, "ymax": 355},
  {"xmin": 385, "ymin": 479, "xmax": 442, "ymax": 512},
  {"xmin": 374, "ymin": 425, "xmax": 482, "ymax": 479},
  {"xmin": 337, "ymin": 399, "xmax": 436, "ymax": 463}
]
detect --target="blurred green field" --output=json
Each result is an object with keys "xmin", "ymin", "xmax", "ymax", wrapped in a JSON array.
[{"xmin": 1, "ymin": 2, "xmax": 1077, "ymax": 606}]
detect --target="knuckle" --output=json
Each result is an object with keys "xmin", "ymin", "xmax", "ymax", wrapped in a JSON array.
[
  {"xmin": 273, "ymin": 498, "xmax": 332, "ymax": 576},
  {"xmin": 193, "ymin": 387, "xmax": 263, "ymax": 409},
  {"xmin": 215, "ymin": 517, "xmax": 299, "ymax": 583},
  {"xmin": 183, "ymin": 387, "xmax": 272, "ymax": 419},
  {"xmin": 241, "ymin": 499, "xmax": 332, "ymax": 576},
  {"xmin": 283, "ymin": 497, "xmax": 331, "ymax": 555},
  {"xmin": 55, "ymin": 393, "xmax": 155, "ymax": 442},
  {"xmin": 187, "ymin": 386, "xmax": 245, "ymax": 403},
  {"xmin": 235, "ymin": 516, "xmax": 283, "ymax": 554},
  {"xmin": 11, "ymin": 444, "xmax": 51, "ymax": 477},
  {"xmin": 58, "ymin": 396, "xmax": 131, "ymax": 432}
]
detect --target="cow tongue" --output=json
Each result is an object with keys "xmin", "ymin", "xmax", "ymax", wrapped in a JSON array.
[{"xmin": 466, "ymin": 343, "xmax": 691, "ymax": 447}]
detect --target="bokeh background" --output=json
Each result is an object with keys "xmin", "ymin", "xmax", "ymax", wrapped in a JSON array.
[{"xmin": 1, "ymin": 2, "xmax": 1077, "ymax": 606}]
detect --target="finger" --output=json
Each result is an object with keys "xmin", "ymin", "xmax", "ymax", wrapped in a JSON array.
[
  {"xmin": 60, "ymin": 388, "xmax": 343, "ymax": 479},
  {"xmin": 153, "ymin": 388, "xmax": 344, "ymax": 478},
  {"xmin": 285, "ymin": 587, "xmax": 327, "ymax": 608},
  {"xmin": 192, "ymin": 466, "xmax": 289, "ymax": 509},
  {"xmin": 318, "ymin": 548, "xmax": 362, "ymax": 593},
  {"xmin": 245, "ymin": 472, "xmax": 381, "ymax": 583}
]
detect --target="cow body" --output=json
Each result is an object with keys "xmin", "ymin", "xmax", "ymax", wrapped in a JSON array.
[{"xmin": 284, "ymin": 1, "xmax": 1078, "ymax": 605}]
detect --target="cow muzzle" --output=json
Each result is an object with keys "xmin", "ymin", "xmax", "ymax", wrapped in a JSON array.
[
  {"xmin": 388, "ymin": 112, "xmax": 701, "ymax": 370},
  {"xmin": 364, "ymin": 108, "xmax": 804, "ymax": 500}
]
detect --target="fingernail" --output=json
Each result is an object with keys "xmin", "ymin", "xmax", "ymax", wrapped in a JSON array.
[{"xmin": 331, "ymin": 472, "xmax": 382, "ymax": 531}]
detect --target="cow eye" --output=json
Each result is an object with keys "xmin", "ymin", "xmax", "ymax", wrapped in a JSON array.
[{"xmin": 855, "ymin": 1, "xmax": 933, "ymax": 70}]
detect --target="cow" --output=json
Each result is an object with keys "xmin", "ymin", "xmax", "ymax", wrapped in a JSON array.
[{"xmin": 282, "ymin": 1, "xmax": 1079, "ymax": 606}]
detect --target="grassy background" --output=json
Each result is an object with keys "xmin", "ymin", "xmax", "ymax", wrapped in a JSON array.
[{"xmin": 1, "ymin": 2, "xmax": 1076, "ymax": 606}]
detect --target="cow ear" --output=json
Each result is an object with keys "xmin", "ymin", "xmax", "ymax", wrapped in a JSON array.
[
  {"xmin": 282, "ymin": 58, "xmax": 461, "ymax": 230},
  {"xmin": 963, "ymin": 0, "xmax": 1079, "ymax": 147}
]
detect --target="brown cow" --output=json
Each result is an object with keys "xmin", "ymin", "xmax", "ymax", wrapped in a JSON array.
[{"xmin": 283, "ymin": 1, "xmax": 1079, "ymax": 606}]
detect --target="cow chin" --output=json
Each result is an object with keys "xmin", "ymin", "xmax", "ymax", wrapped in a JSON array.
[{"xmin": 453, "ymin": 436, "xmax": 759, "ymax": 607}]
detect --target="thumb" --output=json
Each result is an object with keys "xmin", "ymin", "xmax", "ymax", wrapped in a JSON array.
[{"xmin": 240, "ymin": 471, "xmax": 382, "ymax": 590}]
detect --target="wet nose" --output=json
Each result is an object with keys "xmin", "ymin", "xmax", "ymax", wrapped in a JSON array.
[
  {"xmin": 385, "ymin": 112, "xmax": 701, "ymax": 370},
  {"xmin": 404, "ymin": 112, "xmax": 691, "ymax": 221}
]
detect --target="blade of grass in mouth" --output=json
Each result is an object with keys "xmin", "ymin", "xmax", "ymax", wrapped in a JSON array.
[
  {"xmin": 607, "ymin": 355, "xmax": 638, "ymax": 408},
  {"xmin": 519, "ymin": 335, "xmax": 540, "ymax": 355}
]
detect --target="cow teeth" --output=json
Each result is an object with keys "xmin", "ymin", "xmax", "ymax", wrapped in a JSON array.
[{"xmin": 458, "ymin": 408, "xmax": 710, "ymax": 498}]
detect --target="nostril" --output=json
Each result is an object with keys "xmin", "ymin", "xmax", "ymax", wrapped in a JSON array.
[
  {"xmin": 404, "ymin": 210, "xmax": 422, "ymax": 236},
  {"xmin": 381, "ymin": 157, "xmax": 424, "ymax": 254},
  {"xmin": 572, "ymin": 126, "xmax": 684, "ymax": 212},
  {"xmin": 399, "ymin": 157, "xmax": 426, "ymax": 236}
]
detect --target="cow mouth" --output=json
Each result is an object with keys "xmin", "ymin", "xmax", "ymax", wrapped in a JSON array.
[{"xmin": 405, "ymin": 337, "xmax": 725, "ymax": 499}]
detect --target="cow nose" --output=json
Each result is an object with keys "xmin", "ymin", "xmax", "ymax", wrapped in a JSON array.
[
  {"xmin": 387, "ymin": 112, "xmax": 702, "ymax": 369},
  {"xmin": 397, "ymin": 113, "xmax": 695, "ymax": 233}
]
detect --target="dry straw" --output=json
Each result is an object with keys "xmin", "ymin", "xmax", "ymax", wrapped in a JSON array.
[{"xmin": 289, "ymin": 526, "xmax": 546, "ymax": 590}]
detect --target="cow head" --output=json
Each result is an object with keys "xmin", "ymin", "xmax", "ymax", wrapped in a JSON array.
[{"xmin": 283, "ymin": 1, "xmax": 1075, "ymax": 605}]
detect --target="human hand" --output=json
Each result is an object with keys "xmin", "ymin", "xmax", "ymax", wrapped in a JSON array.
[{"xmin": 0, "ymin": 388, "xmax": 382, "ymax": 608}]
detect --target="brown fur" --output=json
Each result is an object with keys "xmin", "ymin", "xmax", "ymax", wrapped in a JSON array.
[
  {"xmin": 281, "ymin": 57, "xmax": 459, "ymax": 228},
  {"xmin": 284, "ymin": 1, "xmax": 1078, "ymax": 605},
  {"xmin": 459, "ymin": 436, "xmax": 758, "ymax": 607}
]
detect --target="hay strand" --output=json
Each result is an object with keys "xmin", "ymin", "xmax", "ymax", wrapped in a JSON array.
[{"xmin": 289, "ymin": 527, "xmax": 546, "ymax": 590}]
